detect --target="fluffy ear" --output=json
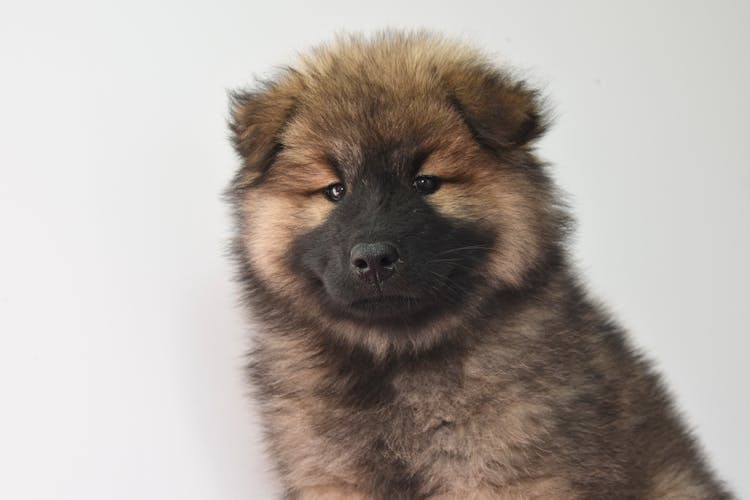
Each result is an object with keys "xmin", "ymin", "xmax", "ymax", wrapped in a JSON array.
[
  {"xmin": 447, "ymin": 69, "xmax": 548, "ymax": 151},
  {"xmin": 229, "ymin": 81, "xmax": 297, "ymax": 186}
]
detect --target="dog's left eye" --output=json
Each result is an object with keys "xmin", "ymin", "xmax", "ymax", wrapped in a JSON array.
[
  {"xmin": 413, "ymin": 175, "xmax": 442, "ymax": 195},
  {"xmin": 323, "ymin": 183, "xmax": 346, "ymax": 202}
]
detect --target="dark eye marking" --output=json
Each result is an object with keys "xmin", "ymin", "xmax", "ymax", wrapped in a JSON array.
[
  {"xmin": 412, "ymin": 150, "xmax": 432, "ymax": 171},
  {"xmin": 412, "ymin": 175, "xmax": 442, "ymax": 195},
  {"xmin": 323, "ymin": 182, "xmax": 346, "ymax": 202}
]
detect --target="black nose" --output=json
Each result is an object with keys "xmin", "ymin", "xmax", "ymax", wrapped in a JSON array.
[{"xmin": 350, "ymin": 242, "xmax": 400, "ymax": 283}]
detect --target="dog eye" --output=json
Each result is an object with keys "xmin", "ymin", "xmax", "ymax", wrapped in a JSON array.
[
  {"xmin": 412, "ymin": 175, "xmax": 441, "ymax": 195},
  {"xmin": 323, "ymin": 183, "xmax": 346, "ymax": 202}
]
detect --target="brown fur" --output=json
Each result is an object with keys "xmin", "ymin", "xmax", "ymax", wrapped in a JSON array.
[{"xmin": 228, "ymin": 31, "xmax": 732, "ymax": 499}]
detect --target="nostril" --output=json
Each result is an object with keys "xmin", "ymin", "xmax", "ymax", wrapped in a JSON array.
[
  {"xmin": 380, "ymin": 255, "xmax": 396, "ymax": 268},
  {"xmin": 353, "ymin": 258, "xmax": 368, "ymax": 269}
]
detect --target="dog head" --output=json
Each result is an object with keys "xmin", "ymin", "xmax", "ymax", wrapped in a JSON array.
[{"xmin": 229, "ymin": 32, "xmax": 567, "ymax": 356}]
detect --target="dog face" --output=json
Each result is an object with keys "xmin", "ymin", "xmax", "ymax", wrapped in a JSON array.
[{"xmin": 229, "ymin": 33, "xmax": 565, "ymax": 355}]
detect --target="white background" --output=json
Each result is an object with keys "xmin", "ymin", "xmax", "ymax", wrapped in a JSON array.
[{"xmin": 1, "ymin": 1, "xmax": 748, "ymax": 498}]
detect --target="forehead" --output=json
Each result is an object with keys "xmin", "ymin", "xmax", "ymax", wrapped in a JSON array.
[{"xmin": 280, "ymin": 89, "xmax": 469, "ymax": 180}]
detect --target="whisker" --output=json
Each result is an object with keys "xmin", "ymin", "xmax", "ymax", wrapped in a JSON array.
[
  {"xmin": 429, "ymin": 262, "xmax": 478, "ymax": 274},
  {"xmin": 428, "ymin": 270, "xmax": 470, "ymax": 302},
  {"xmin": 436, "ymin": 245, "xmax": 494, "ymax": 256}
]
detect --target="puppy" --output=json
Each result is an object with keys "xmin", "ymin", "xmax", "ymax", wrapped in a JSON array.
[{"xmin": 228, "ymin": 31, "xmax": 732, "ymax": 499}]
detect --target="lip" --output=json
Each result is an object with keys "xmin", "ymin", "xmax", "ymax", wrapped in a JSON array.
[
  {"xmin": 346, "ymin": 294, "xmax": 422, "ymax": 318},
  {"xmin": 350, "ymin": 295, "xmax": 417, "ymax": 308}
]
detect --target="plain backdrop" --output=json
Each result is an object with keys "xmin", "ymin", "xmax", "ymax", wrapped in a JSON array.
[{"xmin": 1, "ymin": 1, "xmax": 748, "ymax": 498}]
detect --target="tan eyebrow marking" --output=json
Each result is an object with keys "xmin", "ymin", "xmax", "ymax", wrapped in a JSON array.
[{"xmin": 264, "ymin": 150, "xmax": 343, "ymax": 194}]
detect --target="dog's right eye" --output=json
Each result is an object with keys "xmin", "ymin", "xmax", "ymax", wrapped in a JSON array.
[
  {"xmin": 413, "ymin": 175, "xmax": 442, "ymax": 195},
  {"xmin": 323, "ymin": 183, "xmax": 346, "ymax": 202}
]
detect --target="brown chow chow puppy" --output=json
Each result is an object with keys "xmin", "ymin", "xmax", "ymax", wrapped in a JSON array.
[{"xmin": 227, "ymin": 32, "xmax": 732, "ymax": 499}]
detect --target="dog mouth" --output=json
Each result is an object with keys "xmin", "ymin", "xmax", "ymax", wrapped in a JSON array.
[
  {"xmin": 350, "ymin": 294, "xmax": 418, "ymax": 308},
  {"xmin": 346, "ymin": 294, "xmax": 422, "ymax": 318}
]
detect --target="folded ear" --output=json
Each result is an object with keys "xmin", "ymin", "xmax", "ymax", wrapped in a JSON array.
[
  {"xmin": 229, "ymin": 81, "xmax": 297, "ymax": 187},
  {"xmin": 447, "ymin": 69, "xmax": 548, "ymax": 152}
]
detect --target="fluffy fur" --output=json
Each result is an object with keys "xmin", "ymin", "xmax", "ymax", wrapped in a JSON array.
[{"xmin": 227, "ymin": 31, "xmax": 732, "ymax": 499}]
